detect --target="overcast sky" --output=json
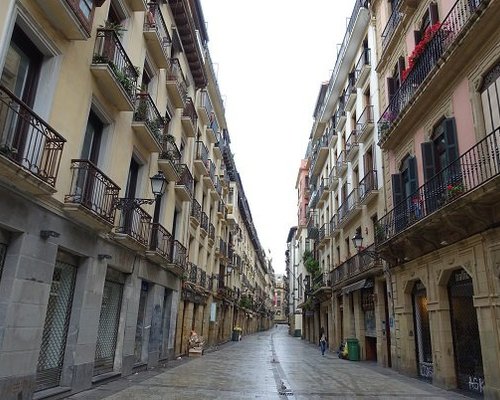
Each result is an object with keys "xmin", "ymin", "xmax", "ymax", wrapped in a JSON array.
[{"xmin": 200, "ymin": 1, "xmax": 353, "ymax": 273}]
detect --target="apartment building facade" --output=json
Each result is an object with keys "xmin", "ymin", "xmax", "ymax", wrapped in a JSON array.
[
  {"xmin": 299, "ymin": 0, "xmax": 390, "ymax": 366},
  {"xmin": 0, "ymin": 1, "xmax": 272, "ymax": 399},
  {"xmin": 373, "ymin": 0, "xmax": 500, "ymax": 397}
]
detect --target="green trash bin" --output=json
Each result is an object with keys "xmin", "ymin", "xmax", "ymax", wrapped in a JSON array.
[
  {"xmin": 232, "ymin": 327, "xmax": 242, "ymax": 341},
  {"xmin": 347, "ymin": 338, "xmax": 360, "ymax": 361}
]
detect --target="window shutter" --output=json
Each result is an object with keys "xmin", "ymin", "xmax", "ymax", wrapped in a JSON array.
[
  {"xmin": 414, "ymin": 30, "xmax": 422, "ymax": 45},
  {"xmin": 398, "ymin": 56, "xmax": 406, "ymax": 78},
  {"xmin": 408, "ymin": 156, "xmax": 419, "ymax": 194},
  {"xmin": 429, "ymin": 2, "xmax": 439, "ymax": 24},
  {"xmin": 421, "ymin": 142, "xmax": 436, "ymax": 181},
  {"xmin": 391, "ymin": 173, "xmax": 404, "ymax": 206},
  {"xmin": 387, "ymin": 77, "xmax": 396, "ymax": 100},
  {"xmin": 444, "ymin": 117, "xmax": 459, "ymax": 163}
]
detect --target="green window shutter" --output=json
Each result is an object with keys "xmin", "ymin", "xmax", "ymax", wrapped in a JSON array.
[
  {"xmin": 421, "ymin": 141, "xmax": 436, "ymax": 182},
  {"xmin": 444, "ymin": 117, "xmax": 459, "ymax": 164},
  {"xmin": 391, "ymin": 173, "xmax": 403, "ymax": 206},
  {"xmin": 408, "ymin": 156, "xmax": 419, "ymax": 194}
]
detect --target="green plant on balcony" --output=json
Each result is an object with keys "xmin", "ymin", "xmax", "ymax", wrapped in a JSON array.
[
  {"xmin": 239, "ymin": 296, "xmax": 253, "ymax": 309},
  {"xmin": 98, "ymin": 21, "xmax": 126, "ymax": 38},
  {"xmin": 446, "ymin": 183, "xmax": 464, "ymax": 200},
  {"xmin": 303, "ymin": 250, "xmax": 320, "ymax": 276}
]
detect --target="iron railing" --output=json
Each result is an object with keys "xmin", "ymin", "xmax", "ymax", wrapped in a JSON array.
[
  {"xmin": 160, "ymin": 135, "xmax": 181, "ymax": 167},
  {"xmin": 219, "ymin": 238, "xmax": 227, "ymax": 257},
  {"xmin": 166, "ymin": 58, "xmax": 187, "ymax": 102},
  {"xmin": 207, "ymin": 159, "xmax": 216, "ymax": 181},
  {"xmin": 182, "ymin": 97, "xmax": 197, "ymax": 126},
  {"xmin": 188, "ymin": 262, "xmax": 198, "ymax": 284},
  {"xmin": 336, "ymin": 150, "xmax": 346, "ymax": 171},
  {"xmin": 92, "ymin": 29, "xmax": 138, "ymax": 101},
  {"xmin": 200, "ymin": 211, "xmax": 209, "ymax": 232},
  {"xmin": 115, "ymin": 201, "xmax": 151, "ymax": 247},
  {"xmin": 171, "ymin": 240, "xmax": 187, "ymax": 271},
  {"xmin": 190, "ymin": 198, "xmax": 201, "ymax": 222},
  {"xmin": 65, "ymin": 159, "xmax": 120, "ymax": 224},
  {"xmin": 200, "ymin": 270, "xmax": 207, "ymax": 289},
  {"xmin": 346, "ymin": 129, "xmax": 359, "ymax": 158},
  {"xmin": 376, "ymin": 125, "xmax": 500, "ymax": 245},
  {"xmin": 359, "ymin": 169, "xmax": 378, "ymax": 202},
  {"xmin": 208, "ymin": 222, "xmax": 215, "ymax": 241},
  {"xmin": 195, "ymin": 140, "xmax": 209, "ymax": 167},
  {"xmin": 133, "ymin": 93, "xmax": 164, "ymax": 143},
  {"xmin": 345, "ymin": 74, "xmax": 357, "ymax": 104},
  {"xmin": 331, "ymin": 244, "xmax": 379, "ymax": 286},
  {"xmin": 357, "ymin": 105, "xmax": 374, "ymax": 132},
  {"xmin": 355, "ymin": 48, "xmax": 371, "ymax": 80},
  {"xmin": 177, "ymin": 164, "xmax": 193, "ymax": 198},
  {"xmin": 0, "ymin": 85, "xmax": 66, "ymax": 187},
  {"xmin": 381, "ymin": 0, "xmax": 402, "ymax": 51},
  {"xmin": 319, "ymin": 223, "xmax": 330, "ymax": 241},
  {"xmin": 338, "ymin": 188, "xmax": 359, "ymax": 222},
  {"xmin": 379, "ymin": 0, "xmax": 486, "ymax": 141},
  {"xmin": 330, "ymin": 214, "xmax": 340, "ymax": 233},
  {"xmin": 199, "ymin": 90, "xmax": 214, "ymax": 117},
  {"xmin": 149, "ymin": 222, "xmax": 172, "ymax": 260},
  {"xmin": 144, "ymin": 2, "xmax": 171, "ymax": 55}
]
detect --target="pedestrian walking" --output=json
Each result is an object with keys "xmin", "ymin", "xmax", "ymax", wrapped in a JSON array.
[{"xmin": 320, "ymin": 332, "xmax": 327, "ymax": 356}]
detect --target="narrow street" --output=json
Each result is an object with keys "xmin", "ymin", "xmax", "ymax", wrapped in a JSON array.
[{"xmin": 67, "ymin": 325, "xmax": 469, "ymax": 399}]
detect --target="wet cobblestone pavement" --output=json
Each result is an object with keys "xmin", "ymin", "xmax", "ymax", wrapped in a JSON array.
[{"xmin": 67, "ymin": 325, "xmax": 471, "ymax": 399}]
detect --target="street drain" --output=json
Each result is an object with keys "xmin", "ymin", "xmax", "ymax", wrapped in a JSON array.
[{"xmin": 278, "ymin": 389, "xmax": 294, "ymax": 396}]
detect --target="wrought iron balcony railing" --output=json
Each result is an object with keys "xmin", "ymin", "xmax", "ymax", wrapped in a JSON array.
[
  {"xmin": 115, "ymin": 200, "xmax": 151, "ymax": 247},
  {"xmin": 200, "ymin": 90, "xmax": 214, "ymax": 117},
  {"xmin": 355, "ymin": 48, "xmax": 371, "ymax": 80},
  {"xmin": 381, "ymin": 0, "xmax": 402, "ymax": 51},
  {"xmin": 357, "ymin": 105, "xmax": 374, "ymax": 132},
  {"xmin": 379, "ymin": 0, "xmax": 486, "ymax": 142},
  {"xmin": 65, "ymin": 159, "xmax": 120, "ymax": 224},
  {"xmin": 331, "ymin": 244, "xmax": 380, "ymax": 287},
  {"xmin": 345, "ymin": 129, "xmax": 359, "ymax": 158},
  {"xmin": 195, "ymin": 140, "xmax": 209, "ymax": 167},
  {"xmin": 160, "ymin": 135, "xmax": 181, "ymax": 166},
  {"xmin": 177, "ymin": 164, "xmax": 194, "ymax": 198},
  {"xmin": 92, "ymin": 29, "xmax": 138, "ymax": 101},
  {"xmin": 200, "ymin": 270, "xmax": 207, "ymax": 289},
  {"xmin": 0, "ymin": 85, "xmax": 66, "ymax": 187},
  {"xmin": 171, "ymin": 239, "xmax": 187, "ymax": 271},
  {"xmin": 149, "ymin": 222, "xmax": 172, "ymax": 260},
  {"xmin": 167, "ymin": 58, "xmax": 188, "ymax": 101},
  {"xmin": 182, "ymin": 97, "xmax": 197, "ymax": 126},
  {"xmin": 190, "ymin": 198, "xmax": 201, "ymax": 222},
  {"xmin": 133, "ymin": 93, "xmax": 164, "ymax": 142},
  {"xmin": 208, "ymin": 222, "xmax": 215, "ymax": 241},
  {"xmin": 188, "ymin": 262, "xmax": 198, "ymax": 284},
  {"xmin": 144, "ymin": 2, "xmax": 171, "ymax": 53},
  {"xmin": 359, "ymin": 169, "xmax": 378, "ymax": 202},
  {"xmin": 319, "ymin": 223, "xmax": 330, "ymax": 242},
  {"xmin": 200, "ymin": 211, "xmax": 209, "ymax": 232},
  {"xmin": 338, "ymin": 188, "xmax": 359, "ymax": 222},
  {"xmin": 207, "ymin": 159, "xmax": 216, "ymax": 181},
  {"xmin": 376, "ymin": 125, "xmax": 500, "ymax": 245}
]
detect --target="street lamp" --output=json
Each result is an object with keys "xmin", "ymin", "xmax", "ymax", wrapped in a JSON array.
[
  {"xmin": 150, "ymin": 171, "xmax": 168, "ymax": 251},
  {"xmin": 150, "ymin": 171, "xmax": 168, "ymax": 198},
  {"xmin": 352, "ymin": 231, "xmax": 379, "ymax": 260}
]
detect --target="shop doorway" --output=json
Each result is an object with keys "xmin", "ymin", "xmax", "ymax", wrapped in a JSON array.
[
  {"xmin": 412, "ymin": 281, "xmax": 433, "ymax": 381},
  {"xmin": 448, "ymin": 269, "xmax": 484, "ymax": 395}
]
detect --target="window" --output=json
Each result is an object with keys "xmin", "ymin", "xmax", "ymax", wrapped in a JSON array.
[
  {"xmin": 480, "ymin": 62, "xmax": 500, "ymax": 133},
  {"xmin": 82, "ymin": 110, "xmax": 104, "ymax": 164}
]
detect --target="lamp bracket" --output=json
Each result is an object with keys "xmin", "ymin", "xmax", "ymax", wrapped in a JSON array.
[{"xmin": 115, "ymin": 197, "xmax": 155, "ymax": 210}]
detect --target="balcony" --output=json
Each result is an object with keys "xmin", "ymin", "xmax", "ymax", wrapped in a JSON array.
[
  {"xmin": 311, "ymin": 272, "xmax": 331, "ymax": 299},
  {"xmin": 211, "ymin": 176, "xmax": 222, "ymax": 201},
  {"xmin": 329, "ymin": 165, "xmax": 340, "ymax": 191},
  {"xmin": 200, "ymin": 211, "xmax": 209, "ymax": 239},
  {"xmin": 158, "ymin": 135, "xmax": 181, "ymax": 181},
  {"xmin": 169, "ymin": 239, "xmax": 187, "ymax": 276},
  {"xmin": 359, "ymin": 169, "xmax": 379, "ymax": 206},
  {"xmin": 226, "ymin": 204, "xmax": 238, "ymax": 226},
  {"xmin": 168, "ymin": 0, "xmax": 207, "ymax": 88},
  {"xmin": 194, "ymin": 140, "xmax": 209, "ymax": 176},
  {"xmin": 207, "ymin": 115, "xmax": 220, "ymax": 144},
  {"xmin": 189, "ymin": 198, "xmax": 201, "ymax": 228},
  {"xmin": 217, "ymin": 200, "xmax": 226, "ymax": 221},
  {"xmin": 125, "ymin": 0, "xmax": 147, "ymax": 11},
  {"xmin": 336, "ymin": 102, "xmax": 347, "ymax": 131},
  {"xmin": 181, "ymin": 97, "xmax": 197, "ymax": 138},
  {"xmin": 0, "ymin": 85, "xmax": 66, "ymax": 195},
  {"xmin": 336, "ymin": 150, "xmax": 347, "ymax": 175},
  {"xmin": 217, "ymin": 237, "xmax": 228, "ymax": 259},
  {"xmin": 35, "ymin": 0, "xmax": 95, "ymax": 40},
  {"xmin": 330, "ymin": 214, "xmax": 341, "ymax": 237},
  {"xmin": 306, "ymin": 218, "xmax": 319, "ymax": 240},
  {"xmin": 197, "ymin": 90, "xmax": 214, "ymax": 126},
  {"xmin": 380, "ymin": 0, "xmax": 403, "ymax": 56},
  {"xmin": 378, "ymin": 0, "xmax": 489, "ymax": 146},
  {"xmin": 146, "ymin": 222, "xmax": 173, "ymax": 266},
  {"xmin": 338, "ymin": 188, "xmax": 361, "ymax": 228},
  {"xmin": 327, "ymin": 121, "xmax": 338, "ymax": 149},
  {"xmin": 208, "ymin": 223, "xmax": 215, "ymax": 246},
  {"xmin": 345, "ymin": 129, "xmax": 359, "ymax": 161},
  {"xmin": 143, "ymin": 2, "xmax": 171, "ymax": 68},
  {"xmin": 376, "ymin": 126, "xmax": 500, "ymax": 264},
  {"xmin": 90, "ymin": 29, "xmax": 138, "ymax": 111},
  {"xmin": 319, "ymin": 176, "xmax": 331, "ymax": 203},
  {"xmin": 187, "ymin": 262, "xmax": 198, "ymax": 285},
  {"xmin": 330, "ymin": 244, "xmax": 382, "ymax": 289},
  {"xmin": 310, "ymin": 131, "xmax": 331, "ymax": 177},
  {"xmin": 318, "ymin": 223, "xmax": 331, "ymax": 247},
  {"xmin": 174, "ymin": 164, "xmax": 193, "ymax": 201},
  {"xmin": 63, "ymin": 160, "xmax": 120, "ymax": 231},
  {"xmin": 166, "ymin": 58, "xmax": 187, "ymax": 108},
  {"xmin": 114, "ymin": 201, "xmax": 152, "ymax": 250},
  {"xmin": 132, "ymin": 93, "xmax": 164, "ymax": 152},
  {"xmin": 356, "ymin": 105, "xmax": 374, "ymax": 143},
  {"xmin": 203, "ymin": 159, "xmax": 216, "ymax": 191},
  {"xmin": 345, "ymin": 76, "xmax": 357, "ymax": 111},
  {"xmin": 355, "ymin": 48, "xmax": 371, "ymax": 88}
]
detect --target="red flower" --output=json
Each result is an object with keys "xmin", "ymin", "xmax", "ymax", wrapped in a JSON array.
[{"xmin": 447, "ymin": 184, "xmax": 453, "ymax": 190}]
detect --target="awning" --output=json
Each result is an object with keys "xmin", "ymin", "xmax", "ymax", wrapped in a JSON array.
[{"xmin": 342, "ymin": 279, "xmax": 373, "ymax": 295}]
